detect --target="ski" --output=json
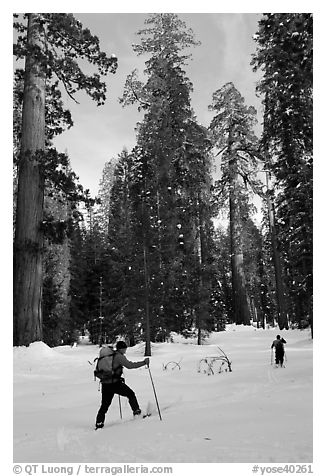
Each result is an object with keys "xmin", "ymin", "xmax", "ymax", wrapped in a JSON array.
[
  {"xmin": 94, "ymin": 411, "xmax": 153, "ymax": 429},
  {"xmin": 94, "ymin": 402, "xmax": 155, "ymax": 429}
]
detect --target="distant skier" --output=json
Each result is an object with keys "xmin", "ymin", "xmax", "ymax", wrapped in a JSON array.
[
  {"xmin": 95, "ymin": 341, "xmax": 149, "ymax": 429},
  {"xmin": 271, "ymin": 335, "xmax": 287, "ymax": 367}
]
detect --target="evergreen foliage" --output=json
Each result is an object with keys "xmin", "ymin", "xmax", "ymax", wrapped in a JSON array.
[
  {"xmin": 252, "ymin": 13, "xmax": 313, "ymax": 329},
  {"xmin": 13, "ymin": 13, "xmax": 313, "ymax": 348},
  {"xmin": 120, "ymin": 14, "xmax": 216, "ymax": 347}
]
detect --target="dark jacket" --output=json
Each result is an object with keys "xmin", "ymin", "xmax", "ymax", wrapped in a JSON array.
[{"xmin": 271, "ymin": 337, "xmax": 286, "ymax": 352}]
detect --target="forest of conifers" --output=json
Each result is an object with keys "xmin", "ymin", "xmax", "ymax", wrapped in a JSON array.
[{"xmin": 13, "ymin": 13, "xmax": 313, "ymax": 353}]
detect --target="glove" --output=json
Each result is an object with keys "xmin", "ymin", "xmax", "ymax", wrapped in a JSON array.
[{"xmin": 144, "ymin": 357, "xmax": 150, "ymax": 366}]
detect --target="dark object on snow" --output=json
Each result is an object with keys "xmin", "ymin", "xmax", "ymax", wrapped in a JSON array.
[
  {"xmin": 271, "ymin": 335, "xmax": 287, "ymax": 367},
  {"xmin": 198, "ymin": 346, "xmax": 232, "ymax": 375}
]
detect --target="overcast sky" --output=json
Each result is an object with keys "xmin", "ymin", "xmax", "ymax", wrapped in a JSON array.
[{"xmin": 52, "ymin": 13, "xmax": 263, "ymax": 197}]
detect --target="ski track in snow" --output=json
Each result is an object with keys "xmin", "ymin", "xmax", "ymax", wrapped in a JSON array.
[{"xmin": 13, "ymin": 326, "xmax": 313, "ymax": 463}]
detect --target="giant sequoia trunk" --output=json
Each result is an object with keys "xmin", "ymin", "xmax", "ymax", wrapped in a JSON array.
[
  {"xmin": 209, "ymin": 83, "xmax": 258, "ymax": 326},
  {"xmin": 13, "ymin": 14, "xmax": 46, "ymax": 346},
  {"xmin": 229, "ymin": 175, "xmax": 251, "ymax": 326}
]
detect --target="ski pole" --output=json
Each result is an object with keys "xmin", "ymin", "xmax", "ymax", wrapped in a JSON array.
[
  {"xmin": 118, "ymin": 395, "xmax": 122, "ymax": 419},
  {"xmin": 147, "ymin": 366, "xmax": 162, "ymax": 421},
  {"xmin": 270, "ymin": 348, "xmax": 273, "ymax": 365}
]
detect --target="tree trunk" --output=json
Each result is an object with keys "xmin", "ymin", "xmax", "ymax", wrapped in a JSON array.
[
  {"xmin": 142, "ymin": 193, "xmax": 151, "ymax": 356},
  {"xmin": 229, "ymin": 177, "xmax": 251, "ymax": 326},
  {"xmin": 196, "ymin": 192, "xmax": 208, "ymax": 345},
  {"xmin": 266, "ymin": 171, "xmax": 289, "ymax": 330},
  {"xmin": 257, "ymin": 249, "xmax": 267, "ymax": 329},
  {"xmin": 13, "ymin": 14, "xmax": 46, "ymax": 346},
  {"xmin": 143, "ymin": 242, "xmax": 151, "ymax": 356}
]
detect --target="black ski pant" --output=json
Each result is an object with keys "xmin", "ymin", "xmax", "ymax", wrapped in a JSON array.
[
  {"xmin": 275, "ymin": 349, "xmax": 285, "ymax": 366},
  {"xmin": 96, "ymin": 381, "xmax": 140, "ymax": 424}
]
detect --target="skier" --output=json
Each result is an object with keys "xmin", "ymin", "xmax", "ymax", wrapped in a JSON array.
[
  {"xmin": 95, "ymin": 341, "xmax": 150, "ymax": 429},
  {"xmin": 271, "ymin": 334, "xmax": 287, "ymax": 367}
]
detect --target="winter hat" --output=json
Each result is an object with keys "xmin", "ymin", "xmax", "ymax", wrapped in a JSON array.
[{"xmin": 116, "ymin": 341, "xmax": 127, "ymax": 350}]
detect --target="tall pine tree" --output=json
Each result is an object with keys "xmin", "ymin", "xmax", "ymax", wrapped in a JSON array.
[
  {"xmin": 121, "ymin": 14, "xmax": 215, "ymax": 349},
  {"xmin": 252, "ymin": 13, "xmax": 313, "ymax": 332}
]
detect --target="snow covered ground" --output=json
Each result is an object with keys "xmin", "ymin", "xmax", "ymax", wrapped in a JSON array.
[{"xmin": 13, "ymin": 326, "xmax": 313, "ymax": 466}]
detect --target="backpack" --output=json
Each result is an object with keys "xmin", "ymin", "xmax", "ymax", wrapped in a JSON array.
[
  {"xmin": 94, "ymin": 346, "xmax": 117, "ymax": 382},
  {"xmin": 273, "ymin": 339, "xmax": 285, "ymax": 352}
]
